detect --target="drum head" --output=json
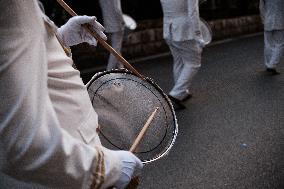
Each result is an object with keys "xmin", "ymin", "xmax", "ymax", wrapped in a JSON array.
[
  {"xmin": 123, "ymin": 14, "xmax": 137, "ymax": 30},
  {"xmin": 87, "ymin": 70, "xmax": 178, "ymax": 164},
  {"xmin": 200, "ymin": 18, "xmax": 212, "ymax": 46}
]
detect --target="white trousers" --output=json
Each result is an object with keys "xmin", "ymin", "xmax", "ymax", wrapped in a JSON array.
[
  {"xmin": 264, "ymin": 30, "xmax": 284, "ymax": 68},
  {"xmin": 167, "ymin": 40, "xmax": 202, "ymax": 100},
  {"xmin": 107, "ymin": 31, "xmax": 125, "ymax": 70}
]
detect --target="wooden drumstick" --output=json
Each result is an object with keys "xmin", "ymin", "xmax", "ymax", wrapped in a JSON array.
[
  {"xmin": 104, "ymin": 107, "xmax": 159, "ymax": 189},
  {"xmin": 125, "ymin": 107, "xmax": 159, "ymax": 189},
  {"xmin": 56, "ymin": 0, "xmax": 144, "ymax": 79},
  {"xmin": 129, "ymin": 107, "xmax": 159, "ymax": 152}
]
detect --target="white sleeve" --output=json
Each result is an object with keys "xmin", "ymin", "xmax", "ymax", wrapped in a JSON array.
[
  {"xmin": 187, "ymin": 0, "xmax": 201, "ymax": 36},
  {"xmin": 0, "ymin": 1, "xmax": 121, "ymax": 188},
  {"xmin": 259, "ymin": 0, "xmax": 265, "ymax": 22}
]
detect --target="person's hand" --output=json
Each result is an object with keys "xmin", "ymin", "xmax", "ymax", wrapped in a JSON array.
[
  {"xmin": 57, "ymin": 15, "xmax": 107, "ymax": 47},
  {"xmin": 112, "ymin": 151, "xmax": 143, "ymax": 189}
]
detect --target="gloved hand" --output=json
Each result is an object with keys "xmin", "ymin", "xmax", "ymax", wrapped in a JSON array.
[
  {"xmin": 112, "ymin": 151, "xmax": 143, "ymax": 189},
  {"xmin": 57, "ymin": 15, "xmax": 107, "ymax": 47}
]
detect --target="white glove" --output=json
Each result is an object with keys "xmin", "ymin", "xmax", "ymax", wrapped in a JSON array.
[
  {"xmin": 112, "ymin": 151, "xmax": 143, "ymax": 189},
  {"xmin": 57, "ymin": 15, "xmax": 107, "ymax": 47}
]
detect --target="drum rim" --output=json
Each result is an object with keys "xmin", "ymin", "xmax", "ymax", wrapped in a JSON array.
[
  {"xmin": 86, "ymin": 69, "xmax": 178, "ymax": 164},
  {"xmin": 199, "ymin": 0, "xmax": 207, "ymax": 5},
  {"xmin": 200, "ymin": 17, "xmax": 212, "ymax": 45},
  {"xmin": 122, "ymin": 14, "xmax": 137, "ymax": 30}
]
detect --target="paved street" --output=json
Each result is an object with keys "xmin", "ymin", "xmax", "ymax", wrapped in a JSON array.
[
  {"xmin": 82, "ymin": 34, "xmax": 283, "ymax": 189},
  {"xmin": 125, "ymin": 35, "xmax": 283, "ymax": 189}
]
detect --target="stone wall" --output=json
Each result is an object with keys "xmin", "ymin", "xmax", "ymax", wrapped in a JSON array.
[{"xmin": 72, "ymin": 15, "xmax": 263, "ymax": 71}]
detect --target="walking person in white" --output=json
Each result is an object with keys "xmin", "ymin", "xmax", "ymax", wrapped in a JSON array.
[
  {"xmin": 99, "ymin": 0, "xmax": 125, "ymax": 70},
  {"xmin": 259, "ymin": 0, "xmax": 284, "ymax": 75},
  {"xmin": 160, "ymin": 0, "xmax": 203, "ymax": 109}
]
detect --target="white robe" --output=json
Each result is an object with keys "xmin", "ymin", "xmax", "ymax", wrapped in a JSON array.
[
  {"xmin": 0, "ymin": 1, "xmax": 122, "ymax": 188},
  {"xmin": 160, "ymin": 0, "xmax": 201, "ymax": 42},
  {"xmin": 160, "ymin": 0, "xmax": 202, "ymax": 100}
]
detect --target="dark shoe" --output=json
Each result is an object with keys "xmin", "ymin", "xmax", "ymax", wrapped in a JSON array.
[
  {"xmin": 181, "ymin": 94, "xmax": 193, "ymax": 102},
  {"xmin": 168, "ymin": 95, "xmax": 186, "ymax": 110},
  {"xmin": 266, "ymin": 68, "xmax": 280, "ymax": 75}
]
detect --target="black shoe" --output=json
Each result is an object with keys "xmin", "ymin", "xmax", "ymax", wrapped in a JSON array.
[
  {"xmin": 266, "ymin": 68, "xmax": 280, "ymax": 75},
  {"xmin": 168, "ymin": 95, "xmax": 186, "ymax": 110},
  {"xmin": 181, "ymin": 94, "xmax": 193, "ymax": 102}
]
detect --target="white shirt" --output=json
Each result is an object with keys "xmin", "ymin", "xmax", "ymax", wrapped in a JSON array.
[
  {"xmin": 0, "ymin": 1, "xmax": 121, "ymax": 188},
  {"xmin": 160, "ymin": 0, "xmax": 201, "ymax": 41}
]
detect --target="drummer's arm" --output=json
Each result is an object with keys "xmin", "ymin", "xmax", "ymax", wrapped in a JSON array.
[{"xmin": 187, "ymin": 0, "xmax": 202, "ymax": 38}]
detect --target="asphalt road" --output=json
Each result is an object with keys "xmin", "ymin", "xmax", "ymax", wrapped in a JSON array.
[
  {"xmin": 82, "ymin": 34, "xmax": 284, "ymax": 189},
  {"xmin": 126, "ymin": 35, "xmax": 284, "ymax": 189}
]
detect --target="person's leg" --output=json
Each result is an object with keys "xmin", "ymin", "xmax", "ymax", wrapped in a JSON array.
[
  {"xmin": 264, "ymin": 31, "xmax": 272, "ymax": 69},
  {"xmin": 165, "ymin": 40, "xmax": 187, "ymax": 109},
  {"xmin": 264, "ymin": 30, "xmax": 284, "ymax": 69},
  {"xmin": 169, "ymin": 40, "xmax": 202, "ymax": 101},
  {"xmin": 166, "ymin": 40, "xmax": 183, "ymax": 83},
  {"xmin": 107, "ymin": 30, "xmax": 124, "ymax": 70}
]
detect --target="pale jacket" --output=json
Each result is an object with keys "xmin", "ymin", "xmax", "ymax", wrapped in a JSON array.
[
  {"xmin": 160, "ymin": 0, "xmax": 201, "ymax": 41},
  {"xmin": 0, "ymin": 1, "xmax": 121, "ymax": 188},
  {"xmin": 99, "ymin": 0, "xmax": 125, "ymax": 33},
  {"xmin": 47, "ymin": 22, "xmax": 101, "ymax": 147},
  {"xmin": 259, "ymin": 0, "xmax": 284, "ymax": 31}
]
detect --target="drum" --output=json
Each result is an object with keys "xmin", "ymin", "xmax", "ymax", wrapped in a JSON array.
[
  {"xmin": 199, "ymin": 18, "xmax": 212, "ymax": 46},
  {"xmin": 87, "ymin": 69, "xmax": 178, "ymax": 164},
  {"xmin": 123, "ymin": 14, "xmax": 137, "ymax": 30},
  {"xmin": 123, "ymin": 14, "xmax": 137, "ymax": 40},
  {"xmin": 199, "ymin": 0, "xmax": 207, "ymax": 5}
]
